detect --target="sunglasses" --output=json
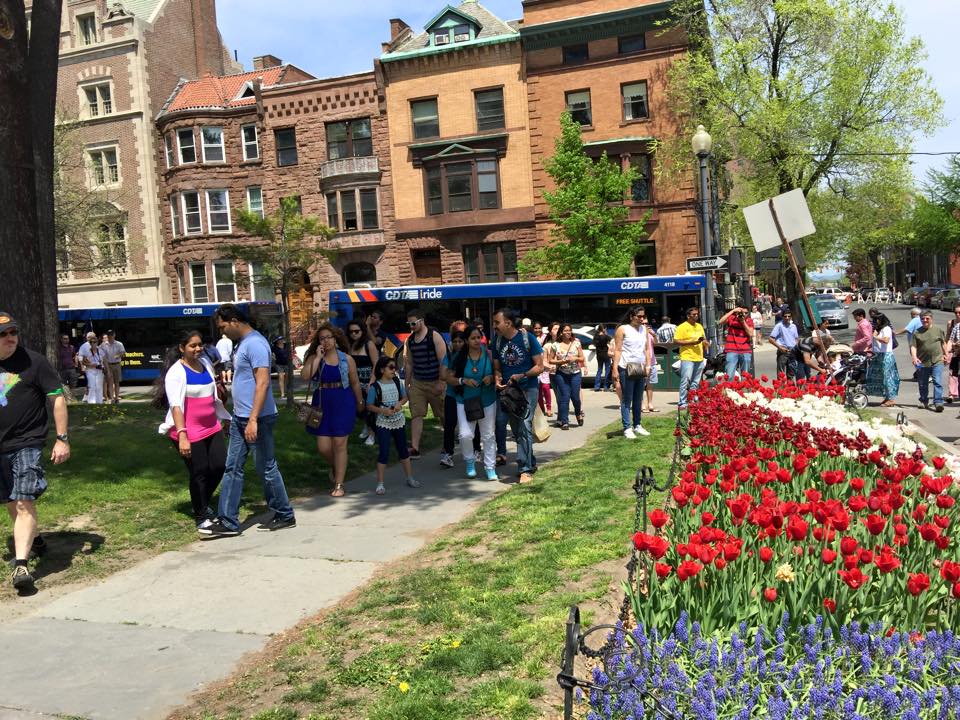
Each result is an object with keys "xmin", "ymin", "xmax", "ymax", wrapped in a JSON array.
[
  {"xmin": 318, "ymin": 335, "xmax": 334, "ymax": 341},
  {"xmin": 408, "ymin": 320, "xmax": 421, "ymax": 327},
  {"xmin": 0, "ymin": 329, "xmax": 18, "ymax": 338},
  {"xmin": 385, "ymin": 364, "xmax": 397, "ymax": 370}
]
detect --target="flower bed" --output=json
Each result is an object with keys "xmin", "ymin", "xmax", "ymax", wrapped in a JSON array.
[{"xmin": 584, "ymin": 377, "xmax": 960, "ymax": 718}]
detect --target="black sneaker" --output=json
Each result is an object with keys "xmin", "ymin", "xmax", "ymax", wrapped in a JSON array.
[
  {"xmin": 409, "ymin": 448, "xmax": 422, "ymax": 460},
  {"xmin": 935, "ymin": 405, "xmax": 944, "ymax": 413},
  {"xmin": 197, "ymin": 519, "xmax": 241, "ymax": 539},
  {"xmin": 257, "ymin": 515, "xmax": 296, "ymax": 532},
  {"xmin": 12, "ymin": 565, "xmax": 34, "ymax": 590}
]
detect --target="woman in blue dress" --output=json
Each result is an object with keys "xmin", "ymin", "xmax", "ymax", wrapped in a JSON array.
[{"xmin": 300, "ymin": 323, "xmax": 364, "ymax": 497}]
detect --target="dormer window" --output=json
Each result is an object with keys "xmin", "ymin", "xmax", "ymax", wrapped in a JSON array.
[
  {"xmin": 453, "ymin": 24, "xmax": 470, "ymax": 42},
  {"xmin": 235, "ymin": 81, "xmax": 256, "ymax": 101},
  {"xmin": 427, "ymin": 10, "xmax": 476, "ymax": 47},
  {"xmin": 434, "ymin": 30, "xmax": 450, "ymax": 45}
]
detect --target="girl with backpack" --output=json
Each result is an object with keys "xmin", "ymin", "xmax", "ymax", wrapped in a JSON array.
[
  {"xmin": 366, "ymin": 355, "xmax": 417, "ymax": 495},
  {"xmin": 444, "ymin": 325, "xmax": 497, "ymax": 480}
]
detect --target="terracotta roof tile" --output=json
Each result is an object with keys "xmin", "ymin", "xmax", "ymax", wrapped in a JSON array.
[{"xmin": 164, "ymin": 66, "xmax": 287, "ymax": 114}]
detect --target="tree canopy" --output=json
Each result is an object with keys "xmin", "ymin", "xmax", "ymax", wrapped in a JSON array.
[{"xmin": 518, "ymin": 111, "xmax": 649, "ymax": 279}]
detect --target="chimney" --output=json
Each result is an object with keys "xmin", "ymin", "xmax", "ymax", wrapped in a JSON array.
[
  {"xmin": 389, "ymin": 18, "xmax": 409, "ymax": 41},
  {"xmin": 253, "ymin": 54, "xmax": 283, "ymax": 71}
]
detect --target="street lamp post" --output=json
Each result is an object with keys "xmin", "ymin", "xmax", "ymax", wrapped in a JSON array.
[{"xmin": 692, "ymin": 124, "xmax": 717, "ymax": 357}]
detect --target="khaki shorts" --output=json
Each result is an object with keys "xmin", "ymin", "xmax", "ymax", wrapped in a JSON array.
[
  {"xmin": 408, "ymin": 378, "xmax": 444, "ymax": 421},
  {"xmin": 105, "ymin": 363, "xmax": 122, "ymax": 384}
]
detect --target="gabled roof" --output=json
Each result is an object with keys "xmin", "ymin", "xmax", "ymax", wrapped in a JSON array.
[
  {"xmin": 382, "ymin": 0, "xmax": 519, "ymax": 62},
  {"xmin": 159, "ymin": 65, "xmax": 311, "ymax": 116}
]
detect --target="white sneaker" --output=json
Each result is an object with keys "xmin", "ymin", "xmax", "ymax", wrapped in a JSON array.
[
  {"xmin": 364, "ymin": 434, "xmax": 376, "ymax": 446},
  {"xmin": 359, "ymin": 427, "xmax": 369, "ymax": 440},
  {"xmin": 439, "ymin": 452, "xmax": 455, "ymax": 468},
  {"xmin": 407, "ymin": 476, "xmax": 421, "ymax": 488},
  {"xmin": 634, "ymin": 425, "xmax": 650, "ymax": 437},
  {"xmin": 624, "ymin": 428, "xmax": 637, "ymax": 440}
]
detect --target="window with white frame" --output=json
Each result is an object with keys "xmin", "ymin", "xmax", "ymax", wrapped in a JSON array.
[
  {"xmin": 77, "ymin": 14, "xmax": 96, "ymax": 45},
  {"xmin": 206, "ymin": 189, "xmax": 231, "ymax": 233},
  {"xmin": 622, "ymin": 81, "xmax": 649, "ymax": 121},
  {"xmin": 325, "ymin": 188, "xmax": 380, "ymax": 232},
  {"xmin": 88, "ymin": 147, "xmax": 119, "ymax": 186},
  {"xmin": 83, "ymin": 83, "xmax": 112, "ymax": 118},
  {"xmin": 213, "ymin": 261, "xmax": 237, "ymax": 302},
  {"xmin": 169, "ymin": 194, "xmax": 182, "ymax": 237},
  {"xmin": 249, "ymin": 262, "xmax": 274, "ymax": 301},
  {"xmin": 201, "ymin": 127, "xmax": 225, "ymax": 163},
  {"xmin": 565, "ymin": 90, "xmax": 592, "ymax": 126},
  {"xmin": 241, "ymin": 124, "xmax": 259, "ymax": 161},
  {"xmin": 96, "ymin": 221, "xmax": 127, "ymax": 268},
  {"xmin": 164, "ymin": 133, "xmax": 175, "ymax": 168},
  {"xmin": 189, "ymin": 262, "xmax": 208, "ymax": 302},
  {"xmin": 181, "ymin": 191, "xmax": 202, "ymax": 234},
  {"xmin": 246, "ymin": 186, "xmax": 264, "ymax": 218},
  {"xmin": 177, "ymin": 128, "xmax": 196, "ymax": 164}
]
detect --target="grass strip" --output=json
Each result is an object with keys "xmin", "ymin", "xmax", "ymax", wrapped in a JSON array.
[
  {"xmin": 0, "ymin": 402, "xmax": 440, "ymax": 598},
  {"xmin": 171, "ymin": 416, "xmax": 676, "ymax": 720}
]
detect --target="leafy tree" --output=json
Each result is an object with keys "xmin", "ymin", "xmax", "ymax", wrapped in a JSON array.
[
  {"xmin": 906, "ymin": 156, "xmax": 960, "ymax": 258},
  {"xmin": 661, "ymin": 0, "xmax": 942, "ymax": 321},
  {"xmin": 223, "ymin": 197, "xmax": 336, "ymax": 407},
  {"xmin": 0, "ymin": 0, "xmax": 63, "ymax": 355},
  {"xmin": 518, "ymin": 111, "xmax": 649, "ymax": 279}
]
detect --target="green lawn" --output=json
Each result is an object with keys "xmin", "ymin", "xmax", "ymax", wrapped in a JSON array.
[
  {"xmin": 0, "ymin": 402, "xmax": 441, "ymax": 597},
  {"xmin": 170, "ymin": 416, "xmax": 676, "ymax": 720}
]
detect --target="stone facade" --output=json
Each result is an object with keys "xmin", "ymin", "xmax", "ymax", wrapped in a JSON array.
[
  {"xmin": 379, "ymin": 0, "xmax": 536, "ymax": 287},
  {"xmin": 42, "ymin": 0, "xmax": 238, "ymax": 307},
  {"xmin": 156, "ymin": 67, "xmax": 397, "ymax": 324},
  {"xmin": 521, "ymin": 0, "xmax": 700, "ymax": 277}
]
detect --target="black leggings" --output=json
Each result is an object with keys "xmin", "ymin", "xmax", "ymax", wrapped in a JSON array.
[
  {"xmin": 443, "ymin": 394, "xmax": 482, "ymax": 456},
  {"xmin": 175, "ymin": 432, "xmax": 226, "ymax": 521}
]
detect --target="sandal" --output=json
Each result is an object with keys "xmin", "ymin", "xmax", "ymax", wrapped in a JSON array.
[
  {"xmin": 880, "ymin": 400, "xmax": 897, "ymax": 407},
  {"xmin": 577, "ymin": 412, "xmax": 585, "ymax": 427},
  {"xmin": 647, "ymin": 407, "xmax": 661, "ymax": 413},
  {"xmin": 331, "ymin": 484, "xmax": 345, "ymax": 497}
]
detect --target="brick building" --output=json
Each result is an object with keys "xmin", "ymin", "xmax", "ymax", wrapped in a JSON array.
[
  {"xmin": 44, "ymin": 0, "xmax": 241, "ymax": 307},
  {"xmin": 378, "ymin": 0, "xmax": 537, "ymax": 287},
  {"xmin": 521, "ymin": 0, "xmax": 699, "ymax": 276},
  {"xmin": 156, "ymin": 57, "xmax": 398, "ymax": 330}
]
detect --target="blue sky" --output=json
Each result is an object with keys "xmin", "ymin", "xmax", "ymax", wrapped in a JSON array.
[{"xmin": 216, "ymin": 0, "xmax": 958, "ymax": 184}]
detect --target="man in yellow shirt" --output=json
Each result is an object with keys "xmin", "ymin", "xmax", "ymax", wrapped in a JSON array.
[{"xmin": 673, "ymin": 307, "xmax": 710, "ymax": 409}]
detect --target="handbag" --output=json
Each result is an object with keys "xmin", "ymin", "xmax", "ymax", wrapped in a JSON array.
[
  {"xmin": 295, "ymin": 380, "xmax": 322, "ymax": 430},
  {"xmin": 463, "ymin": 395, "xmax": 484, "ymax": 422},
  {"xmin": 499, "ymin": 382, "xmax": 529, "ymax": 418},
  {"xmin": 626, "ymin": 362, "xmax": 647, "ymax": 380},
  {"xmin": 532, "ymin": 404, "xmax": 552, "ymax": 443}
]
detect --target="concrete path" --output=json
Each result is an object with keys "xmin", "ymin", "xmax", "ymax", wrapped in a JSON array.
[{"xmin": 0, "ymin": 391, "xmax": 628, "ymax": 720}]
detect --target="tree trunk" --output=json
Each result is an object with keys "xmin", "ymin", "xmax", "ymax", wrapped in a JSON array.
[
  {"xmin": 29, "ymin": 0, "xmax": 63, "ymax": 362},
  {"xmin": 0, "ymin": 0, "xmax": 46, "ymax": 351},
  {"xmin": 280, "ymin": 272, "xmax": 295, "ymax": 410}
]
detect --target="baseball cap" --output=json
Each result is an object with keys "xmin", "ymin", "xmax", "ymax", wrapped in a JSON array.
[
  {"xmin": 521, "ymin": 318, "xmax": 532, "ymax": 327},
  {"xmin": 0, "ymin": 312, "xmax": 18, "ymax": 333}
]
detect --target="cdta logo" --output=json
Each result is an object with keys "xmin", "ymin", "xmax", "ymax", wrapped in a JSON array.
[
  {"xmin": 619, "ymin": 281, "xmax": 649, "ymax": 291},
  {"xmin": 182, "ymin": 307, "xmax": 203, "ymax": 315},
  {"xmin": 384, "ymin": 289, "xmax": 419, "ymax": 301}
]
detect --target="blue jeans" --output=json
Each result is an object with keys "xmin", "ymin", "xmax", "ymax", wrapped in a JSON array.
[
  {"xmin": 218, "ymin": 413, "xmax": 294, "ymax": 532},
  {"xmin": 724, "ymin": 352, "xmax": 751, "ymax": 378},
  {"xmin": 678, "ymin": 360, "xmax": 705, "ymax": 408},
  {"xmin": 376, "ymin": 424, "xmax": 410, "ymax": 464},
  {"xmin": 495, "ymin": 385, "xmax": 540, "ymax": 474},
  {"xmin": 554, "ymin": 371, "xmax": 582, "ymax": 425},
  {"xmin": 593, "ymin": 358, "xmax": 612, "ymax": 389},
  {"xmin": 620, "ymin": 375, "xmax": 645, "ymax": 429},
  {"xmin": 917, "ymin": 363, "xmax": 944, "ymax": 406}
]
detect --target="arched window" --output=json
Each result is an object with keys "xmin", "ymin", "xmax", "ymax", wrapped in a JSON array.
[{"xmin": 342, "ymin": 262, "xmax": 377, "ymax": 287}]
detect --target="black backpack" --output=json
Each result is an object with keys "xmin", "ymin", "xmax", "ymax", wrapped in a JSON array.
[
  {"xmin": 373, "ymin": 377, "xmax": 403, "ymax": 408},
  {"xmin": 499, "ymin": 382, "xmax": 529, "ymax": 418}
]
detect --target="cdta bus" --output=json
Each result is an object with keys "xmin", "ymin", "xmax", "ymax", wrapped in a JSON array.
[
  {"xmin": 328, "ymin": 275, "xmax": 705, "ymax": 356},
  {"xmin": 58, "ymin": 301, "xmax": 282, "ymax": 381}
]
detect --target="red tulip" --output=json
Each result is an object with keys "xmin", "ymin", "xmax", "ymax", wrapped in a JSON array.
[
  {"xmin": 646, "ymin": 535, "xmax": 670, "ymax": 559},
  {"xmin": 786, "ymin": 516, "xmax": 809, "ymax": 541},
  {"xmin": 839, "ymin": 567, "xmax": 869, "ymax": 589},
  {"xmin": 850, "ymin": 477, "xmax": 865, "ymax": 491},
  {"xmin": 937, "ymin": 495, "xmax": 956, "ymax": 509},
  {"xmin": 676, "ymin": 560, "xmax": 703, "ymax": 581},
  {"xmin": 654, "ymin": 562, "xmax": 672, "ymax": 579},
  {"xmin": 701, "ymin": 511, "xmax": 716, "ymax": 526},
  {"xmin": 953, "ymin": 582, "xmax": 960, "ymax": 600},
  {"xmin": 933, "ymin": 456, "xmax": 946, "ymax": 470},
  {"xmin": 821, "ymin": 548, "xmax": 838, "ymax": 565},
  {"xmin": 648, "ymin": 509, "xmax": 670, "ymax": 529},
  {"xmin": 823, "ymin": 597, "xmax": 837, "ymax": 613},
  {"xmin": 763, "ymin": 587, "xmax": 777, "ymax": 602},
  {"xmin": 759, "ymin": 547, "xmax": 774, "ymax": 563},
  {"xmin": 863, "ymin": 514, "xmax": 886, "ymax": 535},
  {"xmin": 907, "ymin": 572, "xmax": 930, "ymax": 596},
  {"xmin": 873, "ymin": 549, "xmax": 900, "ymax": 574},
  {"xmin": 918, "ymin": 523, "xmax": 941, "ymax": 542},
  {"xmin": 840, "ymin": 536, "xmax": 858, "ymax": 555},
  {"xmin": 941, "ymin": 561, "xmax": 960, "ymax": 583}
]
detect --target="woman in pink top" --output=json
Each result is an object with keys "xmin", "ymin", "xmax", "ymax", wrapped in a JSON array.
[{"xmin": 154, "ymin": 331, "xmax": 231, "ymax": 529}]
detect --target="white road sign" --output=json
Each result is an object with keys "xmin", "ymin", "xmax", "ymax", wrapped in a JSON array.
[{"xmin": 743, "ymin": 188, "xmax": 816, "ymax": 252}]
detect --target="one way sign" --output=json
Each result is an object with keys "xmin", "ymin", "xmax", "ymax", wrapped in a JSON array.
[{"xmin": 686, "ymin": 255, "xmax": 728, "ymax": 272}]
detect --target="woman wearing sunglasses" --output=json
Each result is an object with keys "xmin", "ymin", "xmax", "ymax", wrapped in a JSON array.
[
  {"xmin": 78, "ymin": 333, "xmax": 104, "ymax": 404},
  {"xmin": 346, "ymin": 320, "xmax": 379, "ymax": 447},
  {"xmin": 301, "ymin": 324, "xmax": 364, "ymax": 497}
]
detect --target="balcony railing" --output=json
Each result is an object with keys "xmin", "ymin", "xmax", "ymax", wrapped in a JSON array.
[{"xmin": 319, "ymin": 156, "xmax": 380, "ymax": 186}]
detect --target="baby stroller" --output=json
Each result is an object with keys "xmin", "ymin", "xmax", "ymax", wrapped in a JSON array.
[{"xmin": 827, "ymin": 344, "xmax": 869, "ymax": 410}]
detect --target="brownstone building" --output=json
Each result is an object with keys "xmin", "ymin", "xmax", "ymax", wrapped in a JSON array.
[
  {"xmin": 378, "ymin": 0, "xmax": 536, "ymax": 286},
  {"xmin": 521, "ymin": 0, "xmax": 699, "ymax": 276},
  {"xmin": 156, "ymin": 57, "xmax": 399, "ymax": 326},
  {"xmin": 43, "ymin": 0, "xmax": 241, "ymax": 307}
]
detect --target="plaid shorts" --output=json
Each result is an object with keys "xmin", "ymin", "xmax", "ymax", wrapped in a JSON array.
[{"xmin": 0, "ymin": 447, "xmax": 48, "ymax": 502}]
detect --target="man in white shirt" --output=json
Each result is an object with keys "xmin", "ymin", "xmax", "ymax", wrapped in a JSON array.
[
  {"xmin": 100, "ymin": 330, "xmax": 125, "ymax": 403},
  {"xmin": 216, "ymin": 333, "xmax": 234, "ymax": 384},
  {"xmin": 75, "ymin": 332, "xmax": 100, "ymax": 404},
  {"xmin": 656, "ymin": 316, "xmax": 677, "ymax": 344}
]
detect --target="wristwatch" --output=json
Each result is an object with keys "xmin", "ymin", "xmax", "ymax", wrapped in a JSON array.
[{"xmin": 56, "ymin": 433, "xmax": 69, "ymax": 443}]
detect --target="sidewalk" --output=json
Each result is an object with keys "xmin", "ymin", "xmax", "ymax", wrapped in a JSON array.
[{"xmin": 0, "ymin": 391, "xmax": 626, "ymax": 720}]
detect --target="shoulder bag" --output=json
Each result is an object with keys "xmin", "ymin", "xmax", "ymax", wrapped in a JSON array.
[
  {"xmin": 295, "ymin": 375, "xmax": 322, "ymax": 430},
  {"xmin": 625, "ymin": 329, "xmax": 648, "ymax": 379},
  {"xmin": 462, "ymin": 351, "xmax": 489, "ymax": 422}
]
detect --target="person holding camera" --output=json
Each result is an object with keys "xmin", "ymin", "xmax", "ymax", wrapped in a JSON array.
[
  {"xmin": 674, "ymin": 307, "xmax": 709, "ymax": 410},
  {"xmin": 719, "ymin": 307, "xmax": 755, "ymax": 379}
]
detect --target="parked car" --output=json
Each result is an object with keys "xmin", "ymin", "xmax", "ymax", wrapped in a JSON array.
[
  {"xmin": 812, "ymin": 295, "xmax": 849, "ymax": 329},
  {"xmin": 935, "ymin": 288, "xmax": 960, "ymax": 311},
  {"xmin": 902, "ymin": 287, "xmax": 923, "ymax": 305},
  {"xmin": 917, "ymin": 287, "xmax": 944, "ymax": 308}
]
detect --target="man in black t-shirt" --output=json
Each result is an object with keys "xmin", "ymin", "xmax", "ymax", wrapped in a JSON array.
[
  {"xmin": 0, "ymin": 313, "xmax": 71, "ymax": 592},
  {"xmin": 592, "ymin": 325, "xmax": 613, "ymax": 391}
]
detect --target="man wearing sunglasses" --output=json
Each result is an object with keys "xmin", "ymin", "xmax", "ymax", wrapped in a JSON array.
[
  {"xmin": 0, "ymin": 313, "xmax": 71, "ymax": 592},
  {"xmin": 402, "ymin": 309, "xmax": 447, "ymax": 460}
]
